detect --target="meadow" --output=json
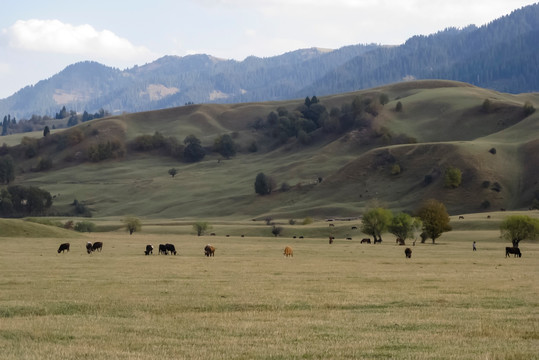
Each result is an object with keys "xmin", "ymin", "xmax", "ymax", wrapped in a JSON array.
[{"xmin": 1, "ymin": 218, "xmax": 538, "ymax": 359}]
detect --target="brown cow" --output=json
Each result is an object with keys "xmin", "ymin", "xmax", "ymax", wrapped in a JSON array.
[
  {"xmin": 405, "ymin": 248, "xmax": 412, "ymax": 258},
  {"xmin": 329, "ymin": 236, "xmax": 334, "ymax": 244},
  {"xmin": 396, "ymin": 238, "xmax": 405, "ymax": 246},
  {"xmin": 86, "ymin": 242, "xmax": 93, "ymax": 254},
  {"xmin": 283, "ymin": 246, "xmax": 293, "ymax": 257},
  {"xmin": 57, "ymin": 243, "xmax": 70, "ymax": 253},
  {"xmin": 204, "ymin": 244, "xmax": 215, "ymax": 257},
  {"xmin": 360, "ymin": 238, "xmax": 371, "ymax": 244}
]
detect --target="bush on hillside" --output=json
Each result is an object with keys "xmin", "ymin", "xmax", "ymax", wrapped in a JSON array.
[
  {"xmin": 74, "ymin": 221, "xmax": 96, "ymax": 233},
  {"xmin": 444, "ymin": 167, "xmax": 462, "ymax": 188}
]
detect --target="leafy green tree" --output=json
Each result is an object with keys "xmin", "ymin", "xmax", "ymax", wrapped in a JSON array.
[
  {"xmin": 444, "ymin": 167, "xmax": 462, "ymax": 188},
  {"xmin": 168, "ymin": 168, "xmax": 178, "ymax": 178},
  {"xmin": 379, "ymin": 93, "xmax": 389, "ymax": 105},
  {"xmin": 500, "ymin": 215, "xmax": 539, "ymax": 248},
  {"xmin": 183, "ymin": 135, "xmax": 205, "ymax": 162},
  {"xmin": 523, "ymin": 101, "xmax": 535, "ymax": 116},
  {"xmin": 254, "ymin": 172, "xmax": 272, "ymax": 195},
  {"xmin": 271, "ymin": 226, "xmax": 283, "ymax": 237},
  {"xmin": 123, "ymin": 217, "xmax": 142, "ymax": 235},
  {"xmin": 361, "ymin": 207, "xmax": 392, "ymax": 243},
  {"xmin": 193, "ymin": 221, "xmax": 210, "ymax": 236},
  {"xmin": 417, "ymin": 199, "xmax": 451, "ymax": 243},
  {"xmin": 388, "ymin": 212, "xmax": 422, "ymax": 241},
  {"xmin": 214, "ymin": 134, "xmax": 236, "ymax": 158},
  {"xmin": 395, "ymin": 101, "xmax": 403, "ymax": 112}
]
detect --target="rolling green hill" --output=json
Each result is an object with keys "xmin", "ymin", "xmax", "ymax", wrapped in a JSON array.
[{"xmin": 4, "ymin": 80, "xmax": 539, "ymax": 220}]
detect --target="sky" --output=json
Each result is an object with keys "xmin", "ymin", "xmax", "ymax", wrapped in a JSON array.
[{"xmin": 0, "ymin": 0, "xmax": 537, "ymax": 99}]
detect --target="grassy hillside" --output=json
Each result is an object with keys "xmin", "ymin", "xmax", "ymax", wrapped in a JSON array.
[{"xmin": 4, "ymin": 80, "xmax": 539, "ymax": 219}]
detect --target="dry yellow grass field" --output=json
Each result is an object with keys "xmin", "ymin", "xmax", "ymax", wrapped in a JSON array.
[{"xmin": 1, "ymin": 226, "xmax": 537, "ymax": 359}]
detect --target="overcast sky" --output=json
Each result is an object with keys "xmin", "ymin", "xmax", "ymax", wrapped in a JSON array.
[{"xmin": 0, "ymin": 0, "xmax": 537, "ymax": 99}]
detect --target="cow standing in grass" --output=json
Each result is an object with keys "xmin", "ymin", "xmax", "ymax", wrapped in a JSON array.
[
  {"xmin": 405, "ymin": 248, "xmax": 412, "ymax": 258},
  {"xmin": 165, "ymin": 243, "xmax": 177, "ymax": 255},
  {"xmin": 505, "ymin": 247, "xmax": 522, "ymax": 258},
  {"xmin": 204, "ymin": 244, "xmax": 215, "ymax": 257},
  {"xmin": 92, "ymin": 242, "xmax": 103, "ymax": 252},
  {"xmin": 57, "ymin": 243, "xmax": 70, "ymax": 253},
  {"xmin": 86, "ymin": 242, "xmax": 93, "ymax": 254},
  {"xmin": 283, "ymin": 246, "xmax": 293, "ymax": 257},
  {"xmin": 145, "ymin": 244, "xmax": 154, "ymax": 255},
  {"xmin": 159, "ymin": 244, "xmax": 167, "ymax": 255}
]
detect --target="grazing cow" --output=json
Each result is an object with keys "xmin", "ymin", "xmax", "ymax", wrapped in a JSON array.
[
  {"xmin": 351, "ymin": 226, "xmax": 358, "ymax": 230},
  {"xmin": 86, "ymin": 242, "xmax": 93, "ymax": 254},
  {"xmin": 487, "ymin": 215, "xmax": 491, "ymax": 219},
  {"xmin": 57, "ymin": 243, "xmax": 70, "ymax": 253},
  {"xmin": 144, "ymin": 244, "xmax": 154, "ymax": 255},
  {"xmin": 283, "ymin": 246, "xmax": 293, "ymax": 257},
  {"xmin": 210, "ymin": 233, "xmax": 216, "ymax": 236},
  {"xmin": 405, "ymin": 248, "xmax": 412, "ymax": 258},
  {"xmin": 346, "ymin": 237, "xmax": 352, "ymax": 240},
  {"xmin": 329, "ymin": 224, "xmax": 334, "ymax": 227},
  {"xmin": 458, "ymin": 216, "xmax": 464, "ymax": 219},
  {"xmin": 204, "ymin": 244, "xmax": 215, "ymax": 257},
  {"xmin": 361, "ymin": 238, "xmax": 371, "ymax": 244},
  {"xmin": 165, "ymin": 243, "xmax": 177, "ymax": 255},
  {"xmin": 299, "ymin": 236, "xmax": 304, "ymax": 239},
  {"xmin": 396, "ymin": 238, "xmax": 405, "ymax": 246},
  {"xmin": 92, "ymin": 242, "xmax": 103, "ymax": 252},
  {"xmin": 374, "ymin": 238, "xmax": 382, "ymax": 244},
  {"xmin": 329, "ymin": 236, "xmax": 334, "ymax": 244},
  {"xmin": 505, "ymin": 247, "xmax": 522, "ymax": 258},
  {"xmin": 158, "ymin": 244, "xmax": 167, "ymax": 255}
]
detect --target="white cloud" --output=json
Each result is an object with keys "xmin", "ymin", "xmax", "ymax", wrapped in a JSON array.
[{"xmin": 6, "ymin": 19, "xmax": 152, "ymax": 61}]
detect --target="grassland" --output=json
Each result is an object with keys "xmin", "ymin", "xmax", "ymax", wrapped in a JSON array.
[{"xmin": 1, "ymin": 216, "xmax": 538, "ymax": 359}]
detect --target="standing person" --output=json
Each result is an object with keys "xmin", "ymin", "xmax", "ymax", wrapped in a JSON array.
[{"xmin": 473, "ymin": 241, "xmax": 477, "ymax": 251}]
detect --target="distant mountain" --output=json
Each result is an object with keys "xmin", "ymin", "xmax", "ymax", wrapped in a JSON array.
[{"xmin": 1, "ymin": 3, "xmax": 538, "ymax": 119}]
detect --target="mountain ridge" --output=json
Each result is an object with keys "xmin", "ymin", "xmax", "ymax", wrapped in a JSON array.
[{"xmin": 1, "ymin": 3, "xmax": 538, "ymax": 121}]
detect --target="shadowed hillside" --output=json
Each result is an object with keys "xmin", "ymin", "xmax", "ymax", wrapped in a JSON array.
[{"xmin": 3, "ymin": 80, "xmax": 538, "ymax": 219}]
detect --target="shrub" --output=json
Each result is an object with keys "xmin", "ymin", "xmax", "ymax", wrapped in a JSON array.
[
  {"xmin": 482, "ymin": 180, "xmax": 491, "ymax": 188},
  {"xmin": 481, "ymin": 200, "xmax": 491, "ymax": 209},
  {"xmin": 255, "ymin": 173, "xmax": 272, "ymax": 195},
  {"xmin": 444, "ymin": 167, "xmax": 462, "ymax": 188},
  {"xmin": 491, "ymin": 182, "xmax": 502, "ymax": 192},
  {"xmin": 482, "ymin": 99, "xmax": 493, "ymax": 113},
  {"xmin": 289, "ymin": 219, "xmax": 296, "ymax": 225},
  {"xmin": 489, "ymin": 147, "xmax": 496, "ymax": 154},
  {"xmin": 74, "ymin": 221, "xmax": 96, "ymax": 233},
  {"xmin": 391, "ymin": 164, "xmax": 401, "ymax": 175},
  {"xmin": 395, "ymin": 101, "xmax": 403, "ymax": 112},
  {"xmin": 523, "ymin": 101, "xmax": 535, "ymax": 116},
  {"xmin": 302, "ymin": 217, "xmax": 313, "ymax": 225}
]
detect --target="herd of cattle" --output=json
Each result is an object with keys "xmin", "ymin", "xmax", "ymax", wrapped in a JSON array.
[{"xmin": 57, "ymin": 238, "xmax": 524, "ymax": 259}]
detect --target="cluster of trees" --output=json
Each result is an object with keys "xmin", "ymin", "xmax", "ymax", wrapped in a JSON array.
[
  {"xmin": 361, "ymin": 199, "xmax": 451, "ymax": 244},
  {"xmin": 132, "ymin": 132, "xmax": 240, "ymax": 163},
  {"xmin": 0, "ymin": 185, "xmax": 52, "ymax": 217},
  {"xmin": 256, "ymin": 93, "xmax": 414, "ymax": 147}
]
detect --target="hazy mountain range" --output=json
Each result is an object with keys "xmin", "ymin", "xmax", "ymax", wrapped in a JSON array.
[{"xmin": 1, "ymin": 3, "xmax": 538, "ymax": 119}]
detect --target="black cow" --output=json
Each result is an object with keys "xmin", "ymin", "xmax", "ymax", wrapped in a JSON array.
[
  {"xmin": 505, "ymin": 247, "xmax": 522, "ymax": 258},
  {"xmin": 204, "ymin": 244, "xmax": 215, "ymax": 257},
  {"xmin": 158, "ymin": 244, "xmax": 167, "ymax": 255},
  {"xmin": 57, "ymin": 243, "xmax": 70, "ymax": 253},
  {"xmin": 405, "ymin": 248, "xmax": 412, "ymax": 258},
  {"xmin": 86, "ymin": 242, "xmax": 93, "ymax": 254},
  {"xmin": 165, "ymin": 243, "xmax": 177, "ymax": 255},
  {"xmin": 360, "ymin": 238, "xmax": 371, "ymax": 244},
  {"xmin": 329, "ymin": 236, "xmax": 334, "ymax": 244},
  {"xmin": 145, "ymin": 244, "xmax": 154, "ymax": 255},
  {"xmin": 92, "ymin": 242, "xmax": 103, "ymax": 252}
]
